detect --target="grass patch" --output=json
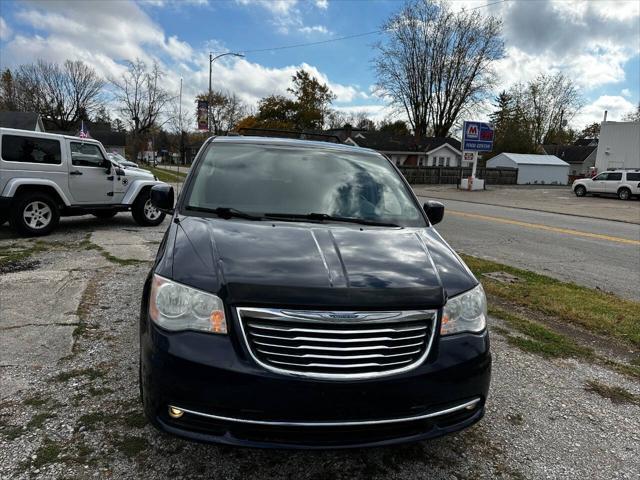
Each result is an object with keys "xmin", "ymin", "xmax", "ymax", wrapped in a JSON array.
[
  {"xmin": 78, "ymin": 412, "xmax": 110, "ymax": 431},
  {"xmin": 462, "ymin": 254, "xmax": 640, "ymax": 347},
  {"xmin": 23, "ymin": 395, "xmax": 49, "ymax": 407},
  {"xmin": 88, "ymin": 386, "xmax": 114, "ymax": 397},
  {"xmin": 0, "ymin": 241, "xmax": 50, "ymax": 268},
  {"xmin": 32, "ymin": 437, "xmax": 63, "ymax": 468},
  {"xmin": 584, "ymin": 380, "xmax": 640, "ymax": 406},
  {"xmin": 53, "ymin": 367, "xmax": 106, "ymax": 382},
  {"xmin": 0, "ymin": 422, "xmax": 25, "ymax": 440},
  {"xmin": 27, "ymin": 412, "xmax": 56, "ymax": 429},
  {"xmin": 115, "ymin": 435, "xmax": 149, "ymax": 459},
  {"xmin": 121, "ymin": 410, "xmax": 147, "ymax": 429},
  {"xmin": 99, "ymin": 250, "xmax": 147, "ymax": 266},
  {"xmin": 142, "ymin": 166, "xmax": 187, "ymax": 183},
  {"xmin": 489, "ymin": 306, "xmax": 594, "ymax": 359}
]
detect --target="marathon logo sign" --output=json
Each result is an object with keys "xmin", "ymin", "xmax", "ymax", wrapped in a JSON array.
[{"xmin": 462, "ymin": 121, "xmax": 494, "ymax": 152}]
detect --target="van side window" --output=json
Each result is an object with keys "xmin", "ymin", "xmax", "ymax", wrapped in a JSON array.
[
  {"xmin": 1, "ymin": 135, "xmax": 62, "ymax": 164},
  {"xmin": 70, "ymin": 142, "xmax": 107, "ymax": 168},
  {"xmin": 606, "ymin": 172, "xmax": 622, "ymax": 181},
  {"xmin": 626, "ymin": 173, "xmax": 640, "ymax": 181}
]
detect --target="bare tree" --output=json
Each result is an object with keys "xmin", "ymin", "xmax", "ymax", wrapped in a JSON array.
[
  {"xmin": 622, "ymin": 103, "xmax": 640, "ymax": 122},
  {"xmin": 374, "ymin": 0, "xmax": 503, "ymax": 138},
  {"xmin": 8, "ymin": 60, "xmax": 104, "ymax": 129},
  {"xmin": 195, "ymin": 90, "xmax": 247, "ymax": 134},
  {"xmin": 512, "ymin": 73, "xmax": 584, "ymax": 145},
  {"xmin": 110, "ymin": 59, "xmax": 173, "ymax": 161},
  {"xmin": 110, "ymin": 59, "xmax": 172, "ymax": 135}
]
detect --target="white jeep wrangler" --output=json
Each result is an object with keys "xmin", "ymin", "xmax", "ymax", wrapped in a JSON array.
[{"xmin": 0, "ymin": 127, "xmax": 169, "ymax": 236}]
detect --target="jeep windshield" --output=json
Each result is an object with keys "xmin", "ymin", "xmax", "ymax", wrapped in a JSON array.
[{"xmin": 185, "ymin": 142, "xmax": 426, "ymax": 228}]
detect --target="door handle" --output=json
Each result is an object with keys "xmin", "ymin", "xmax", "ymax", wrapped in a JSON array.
[{"xmin": 70, "ymin": 170, "xmax": 83, "ymax": 175}]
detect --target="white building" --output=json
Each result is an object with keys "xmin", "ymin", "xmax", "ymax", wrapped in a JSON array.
[
  {"xmin": 595, "ymin": 121, "xmax": 640, "ymax": 172},
  {"xmin": 487, "ymin": 153, "xmax": 570, "ymax": 185}
]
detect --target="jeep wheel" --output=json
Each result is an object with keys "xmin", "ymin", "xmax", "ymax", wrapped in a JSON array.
[
  {"xmin": 132, "ymin": 193, "xmax": 165, "ymax": 226},
  {"xmin": 10, "ymin": 192, "xmax": 60, "ymax": 236},
  {"xmin": 93, "ymin": 210, "xmax": 118, "ymax": 219},
  {"xmin": 618, "ymin": 188, "xmax": 631, "ymax": 201},
  {"xmin": 574, "ymin": 185, "xmax": 587, "ymax": 197}
]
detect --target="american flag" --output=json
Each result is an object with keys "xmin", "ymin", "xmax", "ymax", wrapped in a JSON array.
[{"xmin": 78, "ymin": 121, "xmax": 88, "ymax": 138}]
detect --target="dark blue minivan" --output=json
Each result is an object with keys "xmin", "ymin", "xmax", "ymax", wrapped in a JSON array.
[{"xmin": 140, "ymin": 136, "xmax": 490, "ymax": 448}]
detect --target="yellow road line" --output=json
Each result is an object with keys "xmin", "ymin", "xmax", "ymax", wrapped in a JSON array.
[{"xmin": 448, "ymin": 210, "xmax": 640, "ymax": 246}]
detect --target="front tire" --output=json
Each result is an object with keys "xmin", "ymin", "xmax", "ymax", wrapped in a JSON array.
[
  {"xmin": 618, "ymin": 188, "xmax": 631, "ymax": 200},
  {"xmin": 574, "ymin": 185, "xmax": 587, "ymax": 197},
  {"xmin": 9, "ymin": 192, "xmax": 60, "ymax": 236},
  {"xmin": 132, "ymin": 191, "xmax": 166, "ymax": 226}
]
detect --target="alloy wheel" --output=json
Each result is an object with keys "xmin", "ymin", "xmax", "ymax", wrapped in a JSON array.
[
  {"xmin": 144, "ymin": 199, "xmax": 162, "ymax": 221},
  {"xmin": 23, "ymin": 201, "xmax": 52, "ymax": 230}
]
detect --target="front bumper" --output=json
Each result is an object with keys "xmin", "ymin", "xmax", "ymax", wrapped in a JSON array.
[{"xmin": 141, "ymin": 319, "xmax": 491, "ymax": 449}]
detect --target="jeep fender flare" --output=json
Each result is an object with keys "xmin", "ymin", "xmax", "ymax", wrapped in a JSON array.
[
  {"xmin": 0, "ymin": 178, "xmax": 72, "ymax": 206},
  {"xmin": 121, "ymin": 180, "xmax": 168, "ymax": 205}
]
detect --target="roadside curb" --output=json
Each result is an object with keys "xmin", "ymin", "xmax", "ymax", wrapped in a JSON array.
[{"xmin": 415, "ymin": 195, "xmax": 640, "ymax": 226}]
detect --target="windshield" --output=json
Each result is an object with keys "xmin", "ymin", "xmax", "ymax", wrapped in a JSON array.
[{"xmin": 185, "ymin": 143, "xmax": 426, "ymax": 228}]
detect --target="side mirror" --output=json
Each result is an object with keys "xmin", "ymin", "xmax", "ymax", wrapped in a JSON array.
[
  {"xmin": 115, "ymin": 167, "xmax": 125, "ymax": 176},
  {"xmin": 423, "ymin": 201, "xmax": 445, "ymax": 226},
  {"xmin": 150, "ymin": 184, "xmax": 175, "ymax": 213}
]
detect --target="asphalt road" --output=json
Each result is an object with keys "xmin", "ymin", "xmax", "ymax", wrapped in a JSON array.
[{"xmin": 417, "ymin": 196, "xmax": 640, "ymax": 301}]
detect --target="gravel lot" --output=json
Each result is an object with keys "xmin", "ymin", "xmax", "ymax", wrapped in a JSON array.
[{"xmin": 1, "ymin": 215, "xmax": 638, "ymax": 479}]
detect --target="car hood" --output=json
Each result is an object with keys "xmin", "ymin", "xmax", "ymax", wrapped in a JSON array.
[
  {"xmin": 123, "ymin": 167, "xmax": 154, "ymax": 179},
  {"xmin": 162, "ymin": 216, "xmax": 478, "ymax": 310}
]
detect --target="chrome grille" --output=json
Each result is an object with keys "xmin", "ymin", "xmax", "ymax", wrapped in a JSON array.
[{"xmin": 237, "ymin": 308, "xmax": 437, "ymax": 380}]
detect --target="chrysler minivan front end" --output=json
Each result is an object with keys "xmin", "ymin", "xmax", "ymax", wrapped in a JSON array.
[{"xmin": 139, "ymin": 137, "xmax": 491, "ymax": 448}]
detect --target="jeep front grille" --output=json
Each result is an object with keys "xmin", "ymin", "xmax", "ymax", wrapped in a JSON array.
[{"xmin": 237, "ymin": 308, "xmax": 437, "ymax": 380}]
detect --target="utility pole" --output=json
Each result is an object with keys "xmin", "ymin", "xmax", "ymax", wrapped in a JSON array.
[{"xmin": 208, "ymin": 51, "xmax": 245, "ymax": 133}]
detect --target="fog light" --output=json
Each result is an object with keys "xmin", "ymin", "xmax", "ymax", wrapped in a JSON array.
[{"xmin": 169, "ymin": 406, "xmax": 184, "ymax": 418}]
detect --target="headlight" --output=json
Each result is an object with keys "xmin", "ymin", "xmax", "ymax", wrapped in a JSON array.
[
  {"xmin": 149, "ymin": 274, "xmax": 227, "ymax": 334},
  {"xmin": 441, "ymin": 284, "xmax": 487, "ymax": 335}
]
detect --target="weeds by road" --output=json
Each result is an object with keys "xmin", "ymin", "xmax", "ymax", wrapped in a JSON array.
[{"xmin": 462, "ymin": 254, "xmax": 640, "ymax": 347}]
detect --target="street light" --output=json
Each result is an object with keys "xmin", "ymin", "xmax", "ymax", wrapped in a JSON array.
[{"xmin": 209, "ymin": 52, "xmax": 244, "ymax": 133}]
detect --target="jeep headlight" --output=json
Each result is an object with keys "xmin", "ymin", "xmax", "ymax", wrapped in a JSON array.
[
  {"xmin": 441, "ymin": 284, "xmax": 487, "ymax": 335},
  {"xmin": 149, "ymin": 274, "xmax": 227, "ymax": 334}
]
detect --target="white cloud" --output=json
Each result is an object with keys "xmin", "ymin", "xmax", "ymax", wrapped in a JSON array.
[
  {"xmin": 0, "ymin": 17, "xmax": 12, "ymax": 40},
  {"xmin": 572, "ymin": 95, "xmax": 636, "ymax": 128},
  {"xmin": 235, "ymin": 0, "xmax": 300, "ymax": 33},
  {"xmin": 298, "ymin": 25, "xmax": 330, "ymax": 35},
  {"xmin": 621, "ymin": 88, "xmax": 632, "ymax": 97},
  {"xmin": 315, "ymin": 0, "xmax": 328, "ymax": 9}
]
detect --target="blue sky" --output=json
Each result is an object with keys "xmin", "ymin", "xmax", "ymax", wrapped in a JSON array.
[{"xmin": 0, "ymin": 0, "xmax": 638, "ymax": 130}]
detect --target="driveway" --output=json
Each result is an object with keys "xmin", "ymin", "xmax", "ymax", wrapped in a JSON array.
[{"xmin": 0, "ymin": 216, "xmax": 638, "ymax": 479}]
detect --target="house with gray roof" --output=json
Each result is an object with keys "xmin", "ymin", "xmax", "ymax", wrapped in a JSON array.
[
  {"xmin": 0, "ymin": 111, "xmax": 44, "ymax": 131},
  {"xmin": 541, "ymin": 144, "xmax": 597, "ymax": 176},
  {"xmin": 332, "ymin": 125, "xmax": 463, "ymax": 167}
]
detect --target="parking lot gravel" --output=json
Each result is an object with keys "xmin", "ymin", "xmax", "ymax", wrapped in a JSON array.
[{"xmin": 1, "ymin": 215, "xmax": 638, "ymax": 479}]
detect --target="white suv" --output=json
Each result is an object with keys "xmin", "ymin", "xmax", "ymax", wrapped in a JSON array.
[
  {"xmin": 572, "ymin": 170, "xmax": 640, "ymax": 200},
  {"xmin": 0, "ymin": 128, "xmax": 169, "ymax": 236}
]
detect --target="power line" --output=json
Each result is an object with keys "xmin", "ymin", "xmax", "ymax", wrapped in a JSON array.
[{"xmin": 233, "ymin": 0, "xmax": 509, "ymax": 55}]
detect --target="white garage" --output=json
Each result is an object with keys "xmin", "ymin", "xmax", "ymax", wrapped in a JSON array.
[{"xmin": 487, "ymin": 153, "xmax": 570, "ymax": 185}]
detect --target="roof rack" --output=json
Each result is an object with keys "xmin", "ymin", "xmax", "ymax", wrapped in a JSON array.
[
  {"xmin": 606, "ymin": 167, "xmax": 640, "ymax": 171},
  {"xmin": 237, "ymin": 127, "xmax": 342, "ymax": 144}
]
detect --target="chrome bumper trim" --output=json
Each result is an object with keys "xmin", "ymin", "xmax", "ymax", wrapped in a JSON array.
[{"xmin": 168, "ymin": 397, "xmax": 481, "ymax": 428}]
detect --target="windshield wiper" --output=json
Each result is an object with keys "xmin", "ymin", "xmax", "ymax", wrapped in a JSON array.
[
  {"xmin": 265, "ymin": 212, "xmax": 399, "ymax": 227},
  {"xmin": 185, "ymin": 206, "xmax": 263, "ymax": 220}
]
